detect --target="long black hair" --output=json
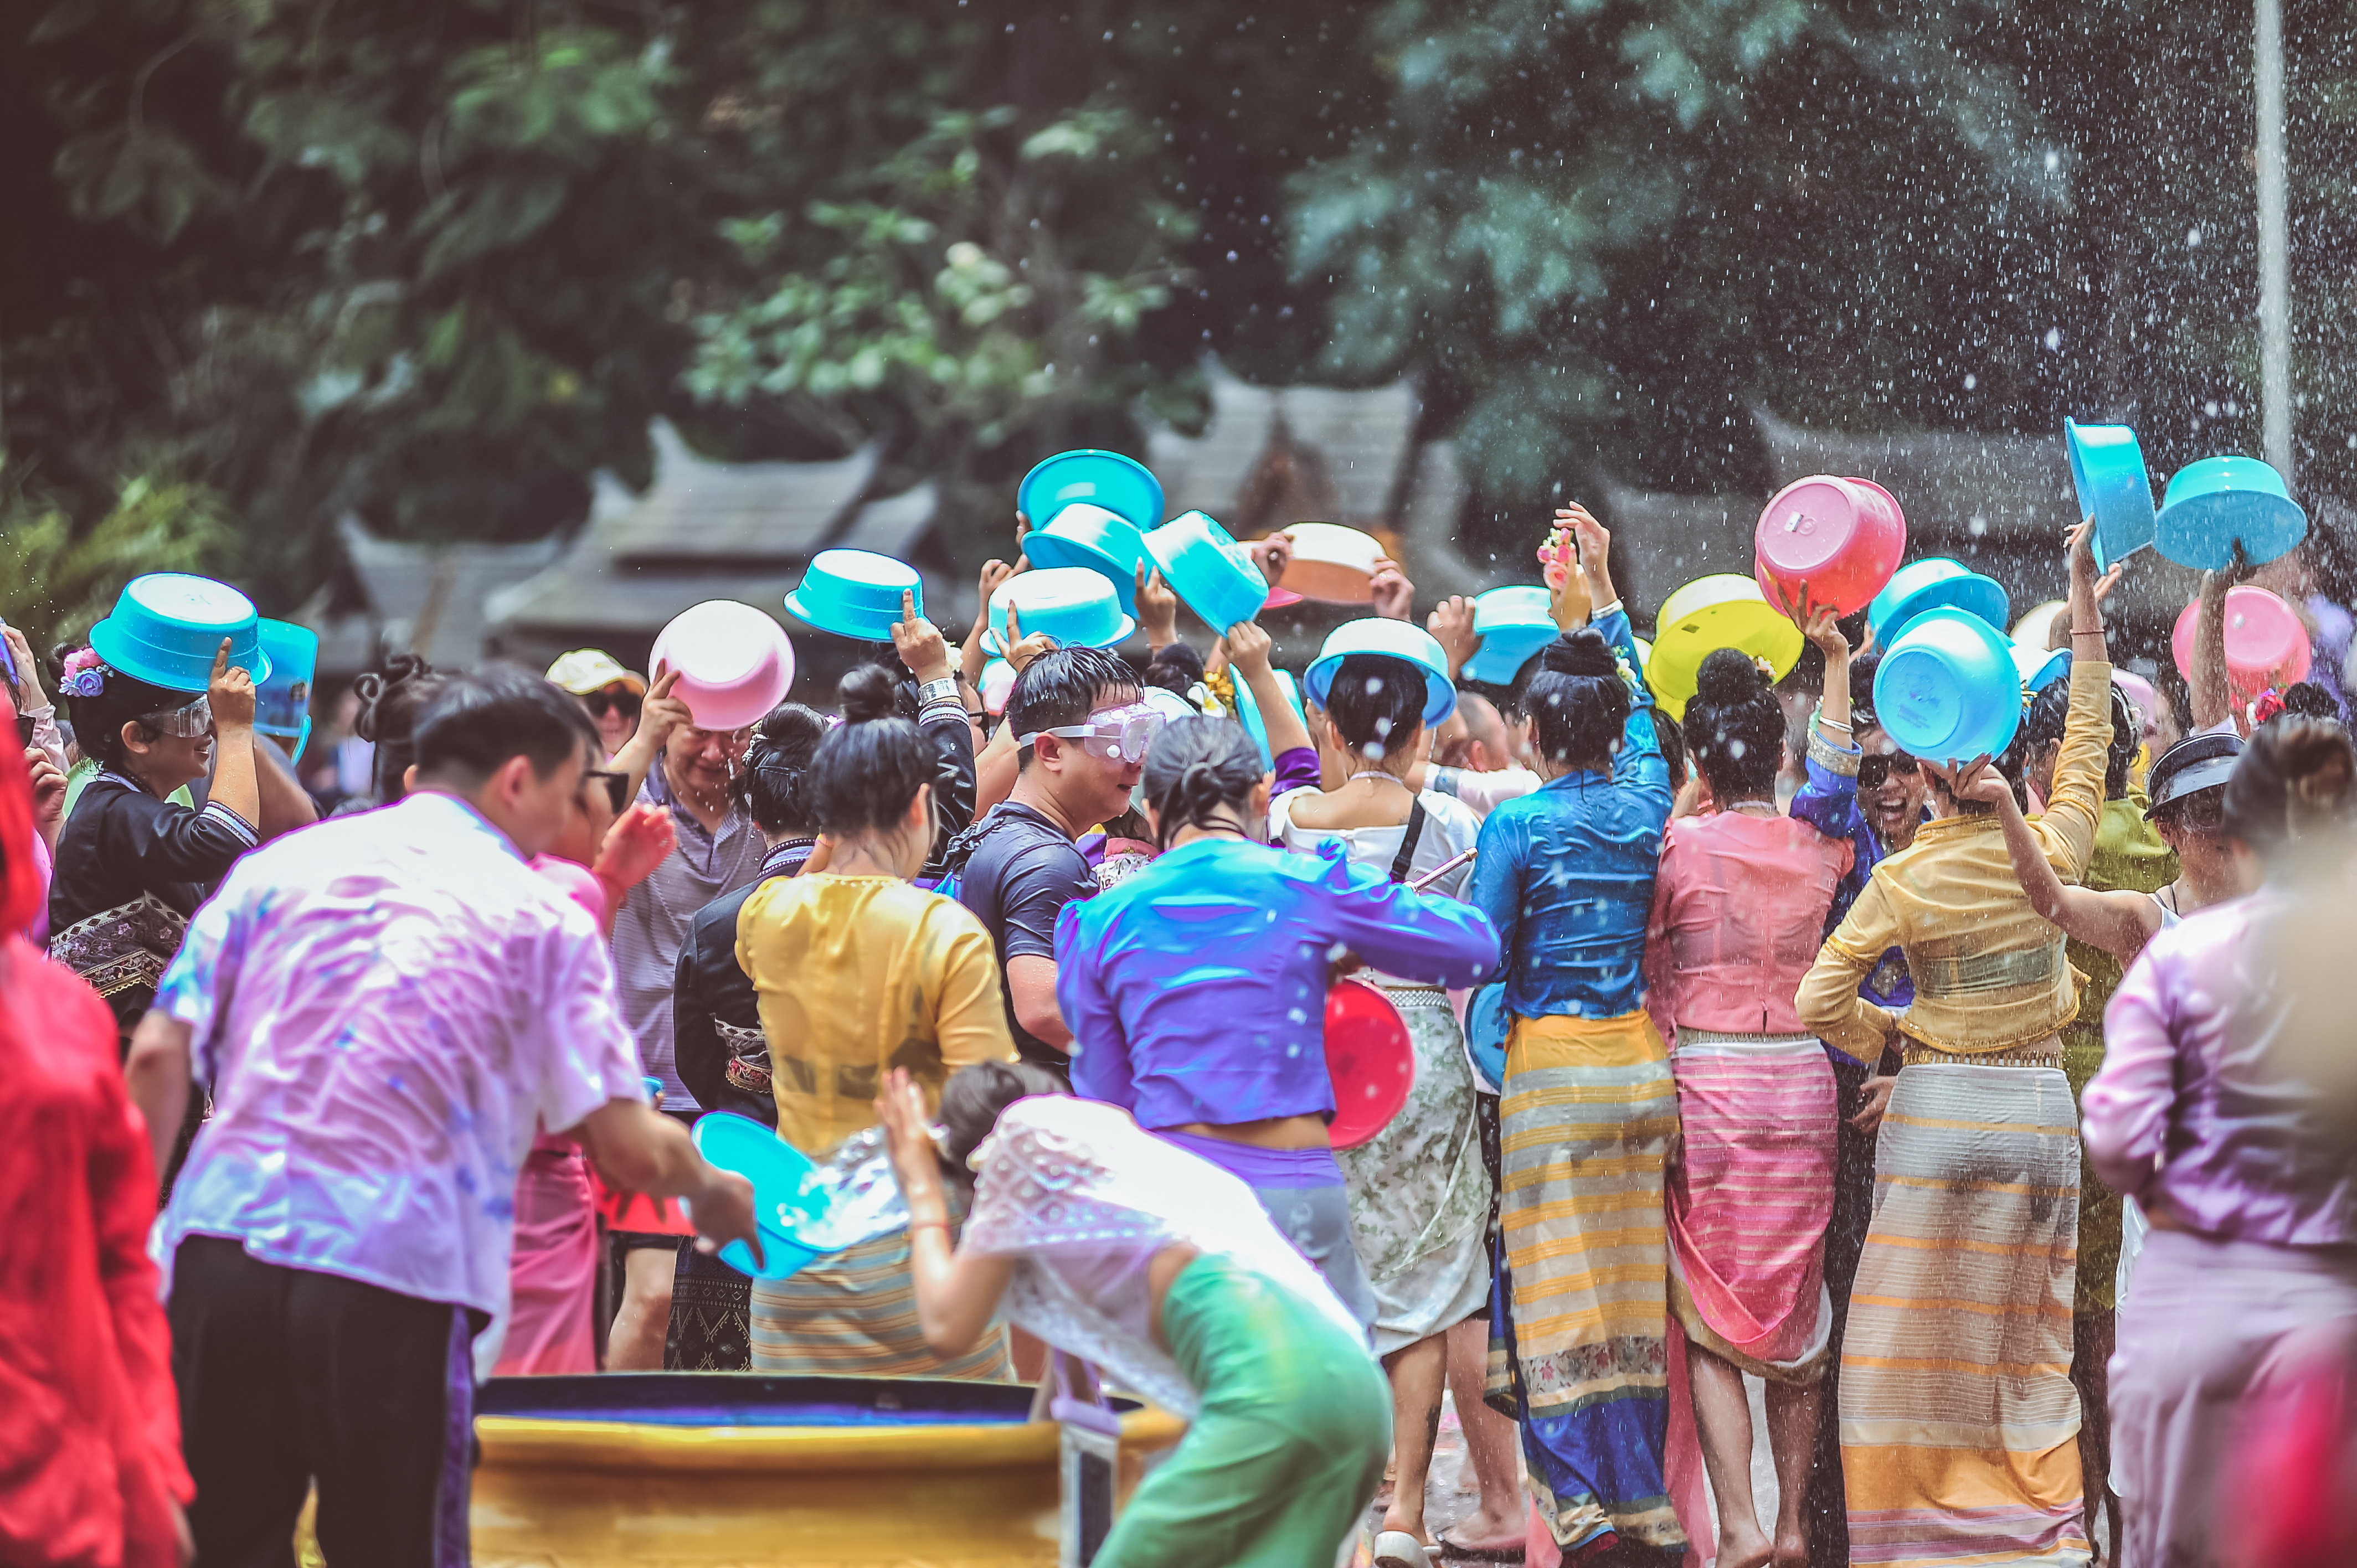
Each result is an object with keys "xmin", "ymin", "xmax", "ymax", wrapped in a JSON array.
[
  {"xmin": 1681, "ymin": 647, "xmax": 1782, "ymax": 801},
  {"xmin": 733, "ymin": 702, "xmax": 828, "ymax": 837},
  {"xmin": 1523, "ymin": 630, "xmax": 1632, "ymax": 769},
  {"xmin": 937, "ymin": 1061, "xmax": 1070, "ymax": 1184},
  {"xmin": 2224, "ymin": 716, "xmax": 2357, "ymax": 855},
  {"xmin": 1138, "ymin": 715, "xmax": 1265, "ymax": 849},
  {"xmin": 1322, "ymin": 652, "xmax": 1428, "ymax": 764},
  {"xmin": 809, "ymin": 666, "xmax": 931, "ymax": 841}
]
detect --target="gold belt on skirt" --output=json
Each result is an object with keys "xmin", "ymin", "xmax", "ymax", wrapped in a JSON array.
[{"xmin": 1902, "ymin": 1035, "xmax": 2063, "ymax": 1069}]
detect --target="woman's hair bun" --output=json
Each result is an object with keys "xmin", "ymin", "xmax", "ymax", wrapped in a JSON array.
[
  {"xmin": 1692, "ymin": 647, "xmax": 1764, "ymax": 707},
  {"xmin": 837, "ymin": 663, "xmax": 900, "ymax": 725},
  {"xmin": 1539, "ymin": 629, "xmax": 1617, "ymax": 680}
]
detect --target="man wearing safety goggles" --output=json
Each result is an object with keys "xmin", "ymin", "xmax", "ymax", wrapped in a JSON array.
[{"xmin": 944, "ymin": 647, "xmax": 1151, "ymax": 1070}]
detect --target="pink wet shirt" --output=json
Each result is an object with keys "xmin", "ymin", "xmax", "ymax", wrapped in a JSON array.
[{"xmin": 1644, "ymin": 809, "xmax": 1853, "ymax": 1039}]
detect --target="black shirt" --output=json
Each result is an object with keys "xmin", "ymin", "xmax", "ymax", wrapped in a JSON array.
[
  {"xmin": 671, "ymin": 840, "xmax": 812, "ymax": 1125},
  {"xmin": 945, "ymin": 801, "xmax": 1094, "ymax": 1069}
]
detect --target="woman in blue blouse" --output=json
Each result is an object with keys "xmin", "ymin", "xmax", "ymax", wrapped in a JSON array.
[
  {"xmin": 1057, "ymin": 715, "xmax": 1498, "ymax": 1336},
  {"xmin": 1465, "ymin": 510, "xmax": 1684, "ymax": 1562}
]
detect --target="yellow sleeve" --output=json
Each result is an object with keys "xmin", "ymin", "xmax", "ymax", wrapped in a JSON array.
[
  {"xmin": 2036, "ymin": 657, "xmax": 2114, "ymax": 883},
  {"xmin": 1797, "ymin": 875, "xmax": 1902, "ymax": 1061},
  {"xmin": 934, "ymin": 914, "xmax": 1020, "ymax": 1069}
]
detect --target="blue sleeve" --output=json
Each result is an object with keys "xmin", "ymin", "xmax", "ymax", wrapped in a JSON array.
[
  {"xmin": 1468, "ymin": 811, "xmax": 1525, "ymax": 986},
  {"xmin": 1791, "ymin": 753, "xmax": 1865, "ymax": 843},
  {"xmin": 1593, "ymin": 605, "xmax": 1647, "ymax": 705},
  {"xmin": 1309, "ymin": 852, "xmax": 1501, "ymax": 988},
  {"xmin": 1056, "ymin": 901, "xmax": 1136, "ymax": 1111}
]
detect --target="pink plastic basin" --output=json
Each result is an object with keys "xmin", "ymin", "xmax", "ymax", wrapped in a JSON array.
[
  {"xmin": 1754, "ymin": 475, "xmax": 1907, "ymax": 618},
  {"xmin": 2171, "ymin": 585, "xmax": 2312, "ymax": 697}
]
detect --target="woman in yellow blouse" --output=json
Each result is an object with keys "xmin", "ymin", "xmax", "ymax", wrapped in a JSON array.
[
  {"xmin": 1797, "ymin": 521, "xmax": 2114, "ymax": 1568},
  {"xmin": 737, "ymin": 664, "xmax": 1017, "ymax": 1378}
]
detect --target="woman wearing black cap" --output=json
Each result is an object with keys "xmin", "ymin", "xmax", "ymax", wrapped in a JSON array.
[{"xmin": 1958, "ymin": 728, "xmax": 2258, "ymax": 964}]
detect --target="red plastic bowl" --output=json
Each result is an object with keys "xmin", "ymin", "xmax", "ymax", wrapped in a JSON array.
[
  {"xmin": 2171, "ymin": 585, "xmax": 2313, "ymax": 697},
  {"xmin": 1324, "ymin": 979, "xmax": 1415, "ymax": 1151},
  {"xmin": 1754, "ymin": 475, "xmax": 1907, "ymax": 618}
]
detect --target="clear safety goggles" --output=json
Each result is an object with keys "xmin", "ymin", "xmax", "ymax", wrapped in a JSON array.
[
  {"xmin": 141, "ymin": 694, "xmax": 213, "ymax": 739},
  {"xmin": 1015, "ymin": 700, "xmax": 1166, "ymax": 763}
]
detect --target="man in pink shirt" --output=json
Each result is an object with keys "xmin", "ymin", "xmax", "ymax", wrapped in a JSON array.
[{"xmin": 123, "ymin": 669, "xmax": 759, "ymax": 1568}]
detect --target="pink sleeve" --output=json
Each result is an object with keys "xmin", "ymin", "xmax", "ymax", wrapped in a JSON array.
[
  {"xmin": 2084, "ymin": 937, "xmax": 2181, "ymax": 1199},
  {"xmin": 530, "ymin": 854, "xmax": 609, "ymax": 929}
]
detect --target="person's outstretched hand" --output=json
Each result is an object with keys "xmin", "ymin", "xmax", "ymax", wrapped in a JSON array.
[
  {"xmin": 208, "ymin": 639, "xmax": 257, "ymax": 730},
  {"xmin": 1948, "ymin": 754, "xmax": 2013, "ymax": 810},
  {"xmin": 1136, "ymin": 564, "xmax": 1181, "ymax": 649},
  {"xmin": 1369, "ymin": 557, "xmax": 1416, "ymax": 622},
  {"xmin": 596, "ymin": 802, "xmax": 678, "ymax": 895},
  {"xmin": 892, "ymin": 590, "xmax": 953, "ymax": 684},
  {"xmin": 1226, "ymin": 618, "xmax": 1275, "ymax": 680},
  {"xmin": 634, "ymin": 665, "xmax": 693, "ymax": 752},
  {"xmin": 1428, "ymin": 594, "xmax": 1478, "ymax": 679},
  {"xmin": 688, "ymin": 1165, "xmax": 761, "ymax": 1264},
  {"xmin": 1248, "ymin": 531, "xmax": 1293, "ymax": 592},
  {"xmin": 1543, "ymin": 520, "xmax": 1593, "ymax": 632}
]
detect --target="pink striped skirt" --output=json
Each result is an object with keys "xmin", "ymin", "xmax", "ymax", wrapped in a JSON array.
[{"xmin": 1664, "ymin": 1029, "xmax": 1838, "ymax": 1382}]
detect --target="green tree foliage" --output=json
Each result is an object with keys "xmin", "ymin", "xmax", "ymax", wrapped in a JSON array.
[{"xmin": 0, "ymin": 467, "xmax": 234, "ymax": 658}]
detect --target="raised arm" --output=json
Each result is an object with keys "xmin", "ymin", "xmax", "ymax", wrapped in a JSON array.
[
  {"xmin": 878, "ymin": 1070, "xmax": 1020, "ymax": 1358},
  {"xmin": 1956, "ymin": 757, "xmax": 2160, "ymax": 963},
  {"xmin": 2190, "ymin": 568, "xmax": 2236, "ymax": 736},
  {"xmin": 1226, "ymin": 620, "xmax": 1312, "ymax": 758},
  {"xmin": 2034, "ymin": 520, "xmax": 2117, "ymax": 880}
]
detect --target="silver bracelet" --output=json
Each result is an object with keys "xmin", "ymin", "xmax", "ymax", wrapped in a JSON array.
[
  {"xmin": 1590, "ymin": 597, "xmax": 1624, "ymax": 621},
  {"xmin": 917, "ymin": 676, "xmax": 961, "ymax": 706}
]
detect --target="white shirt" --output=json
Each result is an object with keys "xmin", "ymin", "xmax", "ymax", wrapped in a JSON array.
[{"xmin": 152, "ymin": 792, "xmax": 647, "ymax": 1370}]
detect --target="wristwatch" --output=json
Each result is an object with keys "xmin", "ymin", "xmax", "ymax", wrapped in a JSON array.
[{"xmin": 917, "ymin": 675, "xmax": 961, "ymax": 708}]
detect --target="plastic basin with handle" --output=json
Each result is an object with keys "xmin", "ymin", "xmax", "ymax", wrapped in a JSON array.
[
  {"xmin": 689, "ymin": 1112, "xmax": 846, "ymax": 1282},
  {"xmin": 1303, "ymin": 617, "xmax": 1458, "ymax": 726},
  {"xmin": 1022, "ymin": 503, "xmax": 1151, "ymax": 615},
  {"xmin": 2154, "ymin": 455, "xmax": 2309, "ymax": 570},
  {"xmin": 1646, "ymin": 574, "xmax": 1804, "ymax": 722},
  {"xmin": 1142, "ymin": 510, "xmax": 1268, "ymax": 632},
  {"xmin": 2170, "ymin": 584, "xmax": 2312, "ymax": 696},
  {"xmin": 784, "ymin": 550, "xmax": 925, "ymax": 641},
  {"xmin": 1463, "ymin": 585, "xmax": 1560, "ymax": 685},
  {"xmin": 983, "ymin": 567, "xmax": 1135, "ymax": 655},
  {"xmin": 1753, "ymin": 474, "xmax": 1907, "ymax": 618},
  {"xmin": 1865, "ymin": 558, "xmax": 2010, "ymax": 649},
  {"xmin": 1280, "ymin": 522, "xmax": 1385, "ymax": 605},
  {"xmin": 1873, "ymin": 606, "xmax": 2024, "ymax": 763},
  {"xmin": 1017, "ymin": 449, "xmax": 1164, "ymax": 534},
  {"xmin": 88, "ymin": 573, "xmax": 271, "ymax": 693},
  {"xmin": 2065, "ymin": 419, "xmax": 2158, "ymax": 571},
  {"xmin": 1324, "ymin": 979, "xmax": 1414, "ymax": 1152},
  {"xmin": 650, "ymin": 602, "xmax": 796, "ymax": 733}
]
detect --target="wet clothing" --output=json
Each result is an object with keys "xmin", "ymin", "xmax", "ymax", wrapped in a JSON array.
[{"xmin": 948, "ymin": 801, "xmax": 1098, "ymax": 1067}]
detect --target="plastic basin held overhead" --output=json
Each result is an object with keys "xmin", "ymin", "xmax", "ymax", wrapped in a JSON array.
[
  {"xmin": 1463, "ymin": 585, "xmax": 1560, "ymax": 686},
  {"xmin": 984, "ymin": 566, "xmax": 1135, "ymax": 655},
  {"xmin": 88, "ymin": 573, "xmax": 271, "ymax": 694},
  {"xmin": 1143, "ymin": 510, "xmax": 1268, "ymax": 632},
  {"xmin": 2170, "ymin": 584, "xmax": 2313, "ymax": 695},
  {"xmin": 1874, "ymin": 606, "xmax": 2024, "ymax": 763},
  {"xmin": 2010, "ymin": 641, "xmax": 2072, "ymax": 695},
  {"xmin": 1866, "ymin": 558, "xmax": 2011, "ymax": 649},
  {"xmin": 1023, "ymin": 503, "xmax": 1151, "ymax": 615},
  {"xmin": 1017, "ymin": 449, "xmax": 1164, "ymax": 534},
  {"xmin": 650, "ymin": 601, "xmax": 796, "ymax": 733},
  {"xmin": 1303, "ymin": 617, "xmax": 1459, "ymax": 726},
  {"xmin": 1280, "ymin": 522, "xmax": 1386, "ymax": 605},
  {"xmin": 1753, "ymin": 474, "xmax": 1907, "ymax": 618},
  {"xmin": 2155, "ymin": 455, "xmax": 2310, "ymax": 571},
  {"xmin": 783, "ymin": 550, "xmax": 924, "ymax": 641},
  {"xmin": 1646, "ymin": 574, "xmax": 1804, "ymax": 723},
  {"xmin": 254, "ymin": 619, "xmax": 318, "ymax": 745},
  {"xmin": 2064, "ymin": 419, "xmax": 2159, "ymax": 571}
]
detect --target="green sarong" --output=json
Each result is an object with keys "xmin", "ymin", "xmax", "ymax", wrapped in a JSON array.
[{"xmin": 1097, "ymin": 1254, "xmax": 1391, "ymax": 1568}]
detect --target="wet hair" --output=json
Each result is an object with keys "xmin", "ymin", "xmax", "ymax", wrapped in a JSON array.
[
  {"xmin": 1849, "ymin": 649, "xmax": 1883, "ymax": 720},
  {"xmin": 354, "ymin": 653, "xmax": 451, "ymax": 801},
  {"xmin": 1322, "ymin": 653, "xmax": 1428, "ymax": 764},
  {"xmin": 1005, "ymin": 646, "xmax": 1139, "ymax": 770},
  {"xmin": 1139, "ymin": 716, "xmax": 1265, "ymax": 850},
  {"xmin": 2278, "ymin": 682, "xmax": 2343, "ymax": 723},
  {"xmin": 2013, "ymin": 677, "xmax": 2138, "ymax": 799},
  {"xmin": 1658, "ymin": 711, "xmax": 1690, "ymax": 795},
  {"xmin": 808, "ymin": 665, "xmax": 931, "ymax": 839},
  {"xmin": 2224, "ymin": 717, "xmax": 2357, "ymax": 853},
  {"xmin": 414, "ymin": 668, "xmax": 601, "ymax": 783},
  {"xmin": 1523, "ymin": 631, "xmax": 1632, "ymax": 769},
  {"xmin": 1141, "ymin": 641, "xmax": 1205, "ymax": 704},
  {"xmin": 1681, "ymin": 648, "xmax": 1782, "ymax": 801},
  {"xmin": 65, "ymin": 658, "xmax": 195, "ymax": 775},
  {"xmin": 937, "ymin": 1060, "xmax": 1069, "ymax": 1180},
  {"xmin": 732, "ymin": 702, "xmax": 828, "ymax": 837}
]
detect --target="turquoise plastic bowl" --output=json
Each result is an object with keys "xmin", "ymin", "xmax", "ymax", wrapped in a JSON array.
[
  {"xmin": 2155, "ymin": 455, "xmax": 2309, "ymax": 570},
  {"xmin": 1866, "ymin": 558, "xmax": 2010, "ymax": 649},
  {"xmin": 2011, "ymin": 641, "xmax": 2071, "ymax": 695},
  {"xmin": 691, "ymin": 1111, "xmax": 844, "ymax": 1282},
  {"xmin": 88, "ymin": 573, "xmax": 269, "ymax": 694},
  {"xmin": 2065, "ymin": 419, "xmax": 2158, "ymax": 572},
  {"xmin": 255, "ymin": 620, "xmax": 318, "ymax": 742},
  {"xmin": 1874, "ymin": 607, "xmax": 2024, "ymax": 762},
  {"xmin": 1143, "ymin": 510, "xmax": 1268, "ymax": 632},
  {"xmin": 1463, "ymin": 585, "xmax": 1558, "ymax": 685},
  {"xmin": 1017, "ymin": 450, "xmax": 1164, "ymax": 534},
  {"xmin": 784, "ymin": 550, "xmax": 925, "ymax": 641},
  {"xmin": 1022, "ymin": 503, "xmax": 1149, "ymax": 615},
  {"xmin": 983, "ymin": 567, "xmax": 1135, "ymax": 655},
  {"xmin": 1304, "ymin": 618, "xmax": 1458, "ymax": 727},
  {"xmin": 1232, "ymin": 667, "xmax": 1306, "ymax": 767}
]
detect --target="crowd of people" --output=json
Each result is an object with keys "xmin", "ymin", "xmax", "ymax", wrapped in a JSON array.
[{"xmin": 5, "ymin": 498, "xmax": 2357, "ymax": 1568}]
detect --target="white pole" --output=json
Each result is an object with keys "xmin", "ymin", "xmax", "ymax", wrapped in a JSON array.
[{"xmin": 2257, "ymin": 0, "xmax": 2293, "ymax": 481}]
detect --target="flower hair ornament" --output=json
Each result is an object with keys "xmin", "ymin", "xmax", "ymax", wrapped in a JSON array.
[{"xmin": 61, "ymin": 647, "xmax": 106, "ymax": 698}]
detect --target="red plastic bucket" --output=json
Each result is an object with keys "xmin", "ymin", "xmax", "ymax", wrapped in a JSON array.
[
  {"xmin": 1323, "ymin": 979, "xmax": 1415, "ymax": 1151},
  {"xmin": 2171, "ymin": 585, "xmax": 2312, "ymax": 697},
  {"xmin": 1754, "ymin": 475, "xmax": 1907, "ymax": 617}
]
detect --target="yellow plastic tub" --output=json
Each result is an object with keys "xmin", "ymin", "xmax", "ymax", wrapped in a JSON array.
[{"xmin": 469, "ymin": 1374, "xmax": 1187, "ymax": 1568}]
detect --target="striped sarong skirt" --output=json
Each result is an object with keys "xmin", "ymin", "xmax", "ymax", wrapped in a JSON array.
[
  {"xmin": 1665, "ymin": 1030, "xmax": 1837, "ymax": 1383},
  {"xmin": 1840, "ymin": 1060, "xmax": 2090, "ymax": 1566},
  {"xmin": 749, "ymin": 1229, "xmax": 1013, "ymax": 1380},
  {"xmin": 1486, "ymin": 1010, "xmax": 1686, "ymax": 1555}
]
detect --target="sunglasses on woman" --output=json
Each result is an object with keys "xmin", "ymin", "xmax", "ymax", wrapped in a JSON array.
[
  {"xmin": 1856, "ymin": 752, "xmax": 1921, "ymax": 790},
  {"xmin": 580, "ymin": 691, "xmax": 642, "ymax": 721}
]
